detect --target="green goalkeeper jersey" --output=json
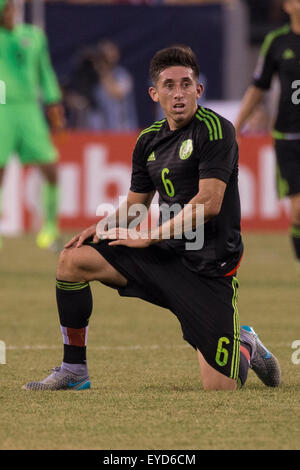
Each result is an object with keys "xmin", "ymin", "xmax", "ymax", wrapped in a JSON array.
[{"xmin": 0, "ymin": 23, "xmax": 61, "ymax": 105}]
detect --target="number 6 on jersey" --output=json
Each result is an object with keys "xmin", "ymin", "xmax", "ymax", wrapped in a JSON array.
[{"xmin": 161, "ymin": 168, "xmax": 175, "ymax": 197}]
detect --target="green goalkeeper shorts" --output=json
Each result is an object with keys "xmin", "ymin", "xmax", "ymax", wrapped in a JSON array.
[{"xmin": 0, "ymin": 102, "xmax": 58, "ymax": 167}]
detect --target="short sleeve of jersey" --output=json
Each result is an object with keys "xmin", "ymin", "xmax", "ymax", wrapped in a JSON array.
[
  {"xmin": 252, "ymin": 33, "xmax": 277, "ymax": 90},
  {"xmin": 197, "ymin": 119, "xmax": 237, "ymax": 184},
  {"xmin": 130, "ymin": 137, "xmax": 155, "ymax": 193}
]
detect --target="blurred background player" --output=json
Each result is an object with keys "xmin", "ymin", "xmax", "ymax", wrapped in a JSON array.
[
  {"xmin": 235, "ymin": 0, "xmax": 300, "ymax": 270},
  {"xmin": 0, "ymin": 0, "xmax": 65, "ymax": 250}
]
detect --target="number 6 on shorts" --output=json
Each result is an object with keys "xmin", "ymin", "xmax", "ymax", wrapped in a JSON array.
[{"xmin": 215, "ymin": 336, "xmax": 230, "ymax": 367}]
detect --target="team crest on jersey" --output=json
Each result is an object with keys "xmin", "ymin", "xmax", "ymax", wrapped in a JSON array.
[
  {"xmin": 179, "ymin": 139, "xmax": 193, "ymax": 160},
  {"xmin": 147, "ymin": 151, "xmax": 156, "ymax": 162}
]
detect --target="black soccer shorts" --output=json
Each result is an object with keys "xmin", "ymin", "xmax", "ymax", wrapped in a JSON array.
[
  {"xmin": 87, "ymin": 240, "xmax": 241, "ymax": 380},
  {"xmin": 275, "ymin": 139, "xmax": 300, "ymax": 198}
]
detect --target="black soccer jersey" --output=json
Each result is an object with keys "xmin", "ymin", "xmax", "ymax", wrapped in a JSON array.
[
  {"xmin": 130, "ymin": 106, "xmax": 244, "ymax": 277},
  {"xmin": 253, "ymin": 24, "xmax": 300, "ymax": 138}
]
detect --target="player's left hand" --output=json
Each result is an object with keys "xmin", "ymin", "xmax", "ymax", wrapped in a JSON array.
[
  {"xmin": 100, "ymin": 228, "xmax": 153, "ymax": 249},
  {"xmin": 46, "ymin": 103, "xmax": 66, "ymax": 132}
]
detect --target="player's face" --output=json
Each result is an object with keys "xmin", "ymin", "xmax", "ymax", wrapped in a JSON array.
[
  {"xmin": 1, "ymin": 1, "xmax": 15, "ymax": 30},
  {"xmin": 149, "ymin": 66, "xmax": 204, "ymax": 131},
  {"xmin": 284, "ymin": 0, "xmax": 300, "ymax": 18}
]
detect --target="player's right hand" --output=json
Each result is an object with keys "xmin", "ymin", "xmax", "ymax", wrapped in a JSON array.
[{"xmin": 64, "ymin": 224, "xmax": 99, "ymax": 249}]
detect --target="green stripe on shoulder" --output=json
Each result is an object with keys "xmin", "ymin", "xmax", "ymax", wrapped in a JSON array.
[
  {"xmin": 196, "ymin": 108, "xmax": 223, "ymax": 141},
  {"xmin": 136, "ymin": 119, "xmax": 166, "ymax": 142},
  {"xmin": 195, "ymin": 112, "xmax": 214, "ymax": 141},
  {"xmin": 261, "ymin": 24, "xmax": 290, "ymax": 57},
  {"xmin": 200, "ymin": 107, "xmax": 223, "ymax": 140}
]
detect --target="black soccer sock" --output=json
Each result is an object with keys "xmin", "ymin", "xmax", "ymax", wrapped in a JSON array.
[
  {"xmin": 56, "ymin": 280, "xmax": 93, "ymax": 364},
  {"xmin": 290, "ymin": 225, "xmax": 300, "ymax": 263},
  {"xmin": 238, "ymin": 342, "xmax": 251, "ymax": 388}
]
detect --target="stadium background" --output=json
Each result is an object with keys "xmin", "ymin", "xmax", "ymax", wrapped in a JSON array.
[
  {"xmin": 1, "ymin": 0, "xmax": 300, "ymax": 452},
  {"xmin": 1, "ymin": 0, "xmax": 291, "ymax": 235}
]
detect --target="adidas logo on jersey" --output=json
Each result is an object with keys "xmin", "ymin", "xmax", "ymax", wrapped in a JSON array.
[{"xmin": 147, "ymin": 152, "xmax": 156, "ymax": 162}]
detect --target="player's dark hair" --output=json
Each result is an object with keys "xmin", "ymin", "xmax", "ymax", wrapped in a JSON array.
[{"xmin": 150, "ymin": 46, "xmax": 200, "ymax": 85}]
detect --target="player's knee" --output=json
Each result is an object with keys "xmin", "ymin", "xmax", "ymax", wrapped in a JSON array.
[
  {"xmin": 201, "ymin": 373, "xmax": 237, "ymax": 391},
  {"xmin": 202, "ymin": 378, "xmax": 236, "ymax": 391},
  {"xmin": 0, "ymin": 167, "xmax": 5, "ymax": 185},
  {"xmin": 57, "ymin": 248, "xmax": 80, "ymax": 280},
  {"xmin": 201, "ymin": 375, "xmax": 218, "ymax": 391},
  {"xmin": 39, "ymin": 163, "xmax": 58, "ymax": 185}
]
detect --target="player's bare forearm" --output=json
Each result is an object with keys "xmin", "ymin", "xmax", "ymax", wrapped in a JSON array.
[
  {"xmin": 113, "ymin": 190, "xmax": 155, "ymax": 229},
  {"xmin": 149, "ymin": 201, "xmax": 205, "ymax": 244},
  {"xmin": 108, "ymin": 179, "xmax": 226, "ymax": 249},
  {"xmin": 149, "ymin": 179, "xmax": 226, "ymax": 244},
  {"xmin": 235, "ymin": 85, "xmax": 264, "ymax": 136},
  {"xmin": 65, "ymin": 190, "xmax": 155, "ymax": 249}
]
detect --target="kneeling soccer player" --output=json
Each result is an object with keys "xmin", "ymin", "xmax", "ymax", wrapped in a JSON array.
[{"xmin": 23, "ymin": 46, "xmax": 281, "ymax": 391}]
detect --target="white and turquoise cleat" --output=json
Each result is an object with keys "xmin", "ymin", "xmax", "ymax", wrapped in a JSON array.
[
  {"xmin": 240, "ymin": 326, "xmax": 281, "ymax": 387},
  {"xmin": 22, "ymin": 366, "xmax": 91, "ymax": 391}
]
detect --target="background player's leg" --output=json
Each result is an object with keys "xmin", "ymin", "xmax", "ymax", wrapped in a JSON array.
[
  {"xmin": 197, "ymin": 349, "xmax": 237, "ymax": 391},
  {"xmin": 289, "ymin": 193, "xmax": 300, "ymax": 270},
  {"xmin": 0, "ymin": 167, "xmax": 4, "ymax": 183},
  {"xmin": 37, "ymin": 162, "xmax": 60, "ymax": 250},
  {"xmin": 18, "ymin": 102, "xmax": 60, "ymax": 250},
  {"xmin": 39, "ymin": 162, "xmax": 57, "ymax": 185},
  {"xmin": 0, "ymin": 104, "xmax": 15, "ymax": 249}
]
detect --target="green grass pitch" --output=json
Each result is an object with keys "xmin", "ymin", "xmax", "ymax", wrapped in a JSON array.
[{"xmin": 0, "ymin": 233, "xmax": 300, "ymax": 450}]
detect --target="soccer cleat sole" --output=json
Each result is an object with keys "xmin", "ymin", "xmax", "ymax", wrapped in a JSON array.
[
  {"xmin": 251, "ymin": 344, "xmax": 281, "ymax": 387},
  {"xmin": 22, "ymin": 378, "xmax": 91, "ymax": 391},
  {"xmin": 242, "ymin": 326, "xmax": 281, "ymax": 387}
]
